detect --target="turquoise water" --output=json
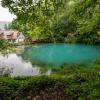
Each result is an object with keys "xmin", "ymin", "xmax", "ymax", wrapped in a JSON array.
[
  {"xmin": 0, "ymin": 43, "xmax": 100, "ymax": 76},
  {"xmin": 22, "ymin": 44, "xmax": 100, "ymax": 66}
]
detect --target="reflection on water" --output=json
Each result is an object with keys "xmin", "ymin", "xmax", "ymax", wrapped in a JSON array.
[
  {"xmin": 0, "ymin": 43, "xmax": 100, "ymax": 76},
  {"xmin": 0, "ymin": 53, "xmax": 51, "ymax": 77}
]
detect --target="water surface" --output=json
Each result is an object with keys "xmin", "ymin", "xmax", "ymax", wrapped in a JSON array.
[
  {"xmin": 23, "ymin": 44, "xmax": 100, "ymax": 66},
  {"xmin": 0, "ymin": 43, "xmax": 100, "ymax": 76}
]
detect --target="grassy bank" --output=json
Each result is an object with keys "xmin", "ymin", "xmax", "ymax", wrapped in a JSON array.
[{"xmin": 0, "ymin": 63, "xmax": 100, "ymax": 100}]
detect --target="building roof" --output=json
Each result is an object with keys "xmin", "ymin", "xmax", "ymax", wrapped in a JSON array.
[
  {"xmin": 0, "ymin": 30, "xmax": 20, "ymax": 40},
  {"xmin": 0, "ymin": 30, "xmax": 3, "ymax": 34}
]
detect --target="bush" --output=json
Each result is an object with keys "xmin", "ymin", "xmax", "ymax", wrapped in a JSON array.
[
  {"xmin": 0, "ymin": 39, "xmax": 10, "ymax": 51},
  {"xmin": 0, "ymin": 69, "xmax": 100, "ymax": 100}
]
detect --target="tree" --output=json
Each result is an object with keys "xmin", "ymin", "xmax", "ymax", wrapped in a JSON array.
[
  {"xmin": 68, "ymin": 0, "xmax": 100, "ymax": 44},
  {"xmin": 1, "ymin": 0, "xmax": 100, "ymax": 44}
]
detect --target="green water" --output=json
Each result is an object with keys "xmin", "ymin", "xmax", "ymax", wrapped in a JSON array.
[{"xmin": 22, "ymin": 43, "xmax": 100, "ymax": 66}]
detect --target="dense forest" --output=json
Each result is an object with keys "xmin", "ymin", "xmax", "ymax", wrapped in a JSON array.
[{"xmin": 1, "ymin": 0, "xmax": 100, "ymax": 44}]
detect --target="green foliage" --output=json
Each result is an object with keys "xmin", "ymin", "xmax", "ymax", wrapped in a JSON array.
[
  {"xmin": 0, "ymin": 39, "xmax": 9, "ymax": 51},
  {"xmin": 1, "ymin": 0, "xmax": 100, "ymax": 44},
  {"xmin": 69, "ymin": 0, "xmax": 100, "ymax": 44},
  {"xmin": 0, "ymin": 75, "xmax": 99, "ymax": 100},
  {"xmin": 0, "ymin": 63, "xmax": 100, "ymax": 100}
]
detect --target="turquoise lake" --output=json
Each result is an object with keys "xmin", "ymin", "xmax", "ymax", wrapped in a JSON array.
[
  {"xmin": 0, "ymin": 43, "xmax": 100, "ymax": 76},
  {"xmin": 22, "ymin": 43, "xmax": 100, "ymax": 66}
]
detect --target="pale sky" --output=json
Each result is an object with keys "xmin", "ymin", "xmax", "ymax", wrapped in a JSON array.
[{"xmin": 0, "ymin": 4, "xmax": 16, "ymax": 22}]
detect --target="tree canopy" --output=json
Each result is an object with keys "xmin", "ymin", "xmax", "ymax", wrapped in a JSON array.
[{"xmin": 1, "ymin": 0, "xmax": 100, "ymax": 44}]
